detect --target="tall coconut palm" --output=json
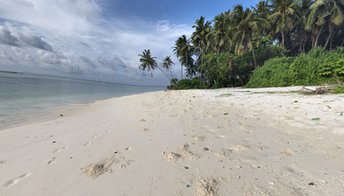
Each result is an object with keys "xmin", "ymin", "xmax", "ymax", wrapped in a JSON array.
[
  {"xmin": 253, "ymin": 0, "xmax": 271, "ymax": 21},
  {"xmin": 294, "ymin": 0, "xmax": 312, "ymax": 52},
  {"xmin": 307, "ymin": 0, "xmax": 344, "ymax": 49},
  {"xmin": 269, "ymin": 0, "xmax": 299, "ymax": 47},
  {"xmin": 232, "ymin": 8, "xmax": 270, "ymax": 67},
  {"xmin": 191, "ymin": 16, "xmax": 212, "ymax": 82},
  {"xmin": 253, "ymin": 0, "xmax": 272, "ymax": 35},
  {"xmin": 235, "ymin": 10, "xmax": 270, "ymax": 53},
  {"xmin": 191, "ymin": 16, "xmax": 212, "ymax": 53},
  {"xmin": 173, "ymin": 35, "xmax": 195, "ymax": 79},
  {"xmin": 213, "ymin": 11, "xmax": 233, "ymax": 53}
]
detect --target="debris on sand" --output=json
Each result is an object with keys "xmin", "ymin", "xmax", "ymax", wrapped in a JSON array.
[{"xmin": 299, "ymin": 86, "xmax": 333, "ymax": 95}]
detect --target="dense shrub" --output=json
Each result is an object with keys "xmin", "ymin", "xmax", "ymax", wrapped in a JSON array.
[
  {"xmin": 168, "ymin": 78, "xmax": 207, "ymax": 90},
  {"xmin": 246, "ymin": 48, "xmax": 344, "ymax": 88},
  {"xmin": 246, "ymin": 57, "xmax": 293, "ymax": 87},
  {"xmin": 199, "ymin": 45, "xmax": 286, "ymax": 88}
]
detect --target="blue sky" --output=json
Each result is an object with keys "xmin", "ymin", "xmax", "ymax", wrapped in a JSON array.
[
  {"xmin": 0, "ymin": 0, "xmax": 259, "ymax": 85},
  {"xmin": 101, "ymin": 0, "xmax": 258, "ymax": 23}
]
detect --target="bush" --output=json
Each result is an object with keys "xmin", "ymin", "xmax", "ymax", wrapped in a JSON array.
[
  {"xmin": 200, "ymin": 45, "xmax": 286, "ymax": 88},
  {"xmin": 246, "ymin": 57, "xmax": 293, "ymax": 87},
  {"xmin": 246, "ymin": 48, "xmax": 344, "ymax": 88},
  {"xmin": 333, "ymin": 85, "xmax": 344, "ymax": 94},
  {"xmin": 169, "ymin": 78, "xmax": 207, "ymax": 90}
]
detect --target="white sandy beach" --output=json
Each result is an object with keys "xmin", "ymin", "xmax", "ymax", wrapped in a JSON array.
[{"xmin": 0, "ymin": 87, "xmax": 344, "ymax": 196}]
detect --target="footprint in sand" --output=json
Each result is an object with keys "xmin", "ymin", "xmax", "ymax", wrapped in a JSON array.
[
  {"xmin": 3, "ymin": 173, "xmax": 32, "ymax": 187},
  {"xmin": 207, "ymin": 129, "xmax": 227, "ymax": 139},
  {"xmin": 84, "ymin": 141, "xmax": 92, "ymax": 146},
  {"xmin": 177, "ymin": 144, "xmax": 200, "ymax": 160},
  {"xmin": 218, "ymin": 145, "xmax": 251, "ymax": 159},
  {"xmin": 192, "ymin": 135, "xmax": 207, "ymax": 142},
  {"xmin": 92, "ymin": 134, "xmax": 101, "ymax": 138},
  {"xmin": 143, "ymin": 128, "xmax": 150, "ymax": 132},
  {"xmin": 52, "ymin": 146, "xmax": 68, "ymax": 153},
  {"xmin": 163, "ymin": 144, "xmax": 200, "ymax": 162},
  {"xmin": 195, "ymin": 177, "xmax": 220, "ymax": 196},
  {"xmin": 82, "ymin": 152, "xmax": 134, "ymax": 179},
  {"xmin": 47, "ymin": 157, "xmax": 56, "ymax": 165}
]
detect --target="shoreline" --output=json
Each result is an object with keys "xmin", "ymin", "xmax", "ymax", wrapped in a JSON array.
[
  {"xmin": 0, "ymin": 87, "xmax": 343, "ymax": 195},
  {"xmin": 0, "ymin": 90, "xmax": 163, "ymax": 131}
]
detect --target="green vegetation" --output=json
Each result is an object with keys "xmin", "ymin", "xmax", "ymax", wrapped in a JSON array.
[
  {"xmin": 333, "ymin": 85, "xmax": 344, "ymax": 94},
  {"xmin": 139, "ymin": 0, "xmax": 344, "ymax": 90},
  {"xmin": 167, "ymin": 78, "xmax": 206, "ymax": 90},
  {"xmin": 246, "ymin": 48, "xmax": 344, "ymax": 87}
]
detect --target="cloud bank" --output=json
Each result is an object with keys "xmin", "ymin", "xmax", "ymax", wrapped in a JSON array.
[{"xmin": 0, "ymin": 0, "xmax": 192, "ymax": 85}]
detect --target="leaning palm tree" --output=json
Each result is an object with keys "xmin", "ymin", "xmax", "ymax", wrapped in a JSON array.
[
  {"xmin": 139, "ymin": 49, "xmax": 171, "ymax": 80},
  {"xmin": 269, "ymin": 0, "xmax": 299, "ymax": 47},
  {"xmin": 161, "ymin": 56, "xmax": 175, "ymax": 78},
  {"xmin": 307, "ymin": 0, "xmax": 344, "ymax": 49},
  {"xmin": 173, "ymin": 35, "xmax": 195, "ymax": 79},
  {"xmin": 139, "ymin": 49, "xmax": 157, "ymax": 72}
]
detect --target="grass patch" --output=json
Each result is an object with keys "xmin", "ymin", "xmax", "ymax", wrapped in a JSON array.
[
  {"xmin": 217, "ymin": 93, "xmax": 233, "ymax": 97},
  {"xmin": 333, "ymin": 85, "xmax": 344, "ymax": 94},
  {"xmin": 251, "ymin": 91, "xmax": 298, "ymax": 95}
]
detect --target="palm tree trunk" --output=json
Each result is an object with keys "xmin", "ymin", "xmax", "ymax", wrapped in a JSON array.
[
  {"xmin": 302, "ymin": 37, "xmax": 307, "ymax": 53},
  {"xmin": 252, "ymin": 48, "xmax": 257, "ymax": 67},
  {"xmin": 324, "ymin": 23, "xmax": 333, "ymax": 49},
  {"xmin": 156, "ymin": 66, "xmax": 171, "ymax": 80},
  {"xmin": 311, "ymin": 34, "xmax": 316, "ymax": 48},
  {"xmin": 315, "ymin": 25, "xmax": 324, "ymax": 48},
  {"xmin": 180, "ymin": 65, "xmax": 183, "ymax": 79},
  {"xmin": 169, "ymin": 69, "xmax": 174, "ymax": 79},
  {"xmin": 281, "ymin": 30, "xmax": 285, "ymax": 47}
]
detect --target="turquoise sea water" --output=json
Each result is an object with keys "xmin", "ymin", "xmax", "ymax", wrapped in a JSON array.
[{"xmin": 0, "ymin": 72, "xmax": 162, "ymax": 129}]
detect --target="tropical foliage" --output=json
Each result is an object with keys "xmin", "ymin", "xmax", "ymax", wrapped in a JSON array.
[
  {"xmin": 139, "ymin": 50, "xmax": 175, "ymax": 80},
  {"xmin": 246, "ymin": 47, "xmax": 344, "ymax": 87},
  {"xmin": 140, "ymin": 0, "xmax": 344, "ymax": 89}
]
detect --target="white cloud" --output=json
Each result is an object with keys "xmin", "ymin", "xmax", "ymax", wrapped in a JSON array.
[
  {"xmin": 0, "ymin": 0, "xmax": 101, "ymax": 33},
  {"xmin": 0, "ymin": 0, "xmax": 192, "ymax": 85}
]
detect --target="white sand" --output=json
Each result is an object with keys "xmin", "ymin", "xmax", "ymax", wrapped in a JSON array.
[{"xmin": 0, "ymin": 87, "xmax": 344, "ymax": 196}]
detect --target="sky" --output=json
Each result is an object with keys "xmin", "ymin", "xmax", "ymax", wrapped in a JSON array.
[{"xmin": 0, "ymin": 0, "xmax": 259, "ymax": 86}]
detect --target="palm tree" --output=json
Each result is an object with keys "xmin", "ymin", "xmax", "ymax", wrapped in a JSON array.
[
  {"xmin": 307, "ymin": 0, "xmax": 344, "ymax": 49},
  {"xmin": 269, "ymin": 0, "xmax": 299, "ymax": 47},
  {"xmin": 161, "ymin": 56, "xmax": 175, "ymax": 78},
  {"xmin": 139, "ymin": 50, "xmax": 171, "ymax": 80},
  {"xmin": 233, "ymin": 8, "xmax": 270, "ymax": 55},
  {"xmin": 294, "ymin": 0, "xmax": 311, "ymax": 53},
  {"xmin": 191, "ymin": 16, "xmax": 212, "ymax": 53},
  {"xmin": 254, "ymin": 0, "xmax": 271, "ymax": 20},
  {"xmin": 253, "ymin": 0, "xmax": 272, "ymax": 36},
  {"xmin": 213, "ymin": 11, "xmax": 233, "ymax": 53},
  {"xmin": 139, "ymin": 49, "xmax": 157, "ymax": 72},
  {"xmin": 173, "ymin": 35, "xmax": 196, "ymax": 79}
]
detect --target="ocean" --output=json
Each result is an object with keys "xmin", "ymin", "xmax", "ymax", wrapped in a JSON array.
[{"xmin": 0, "ymin": 72, "xmax": 163, "ymax": 130}]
